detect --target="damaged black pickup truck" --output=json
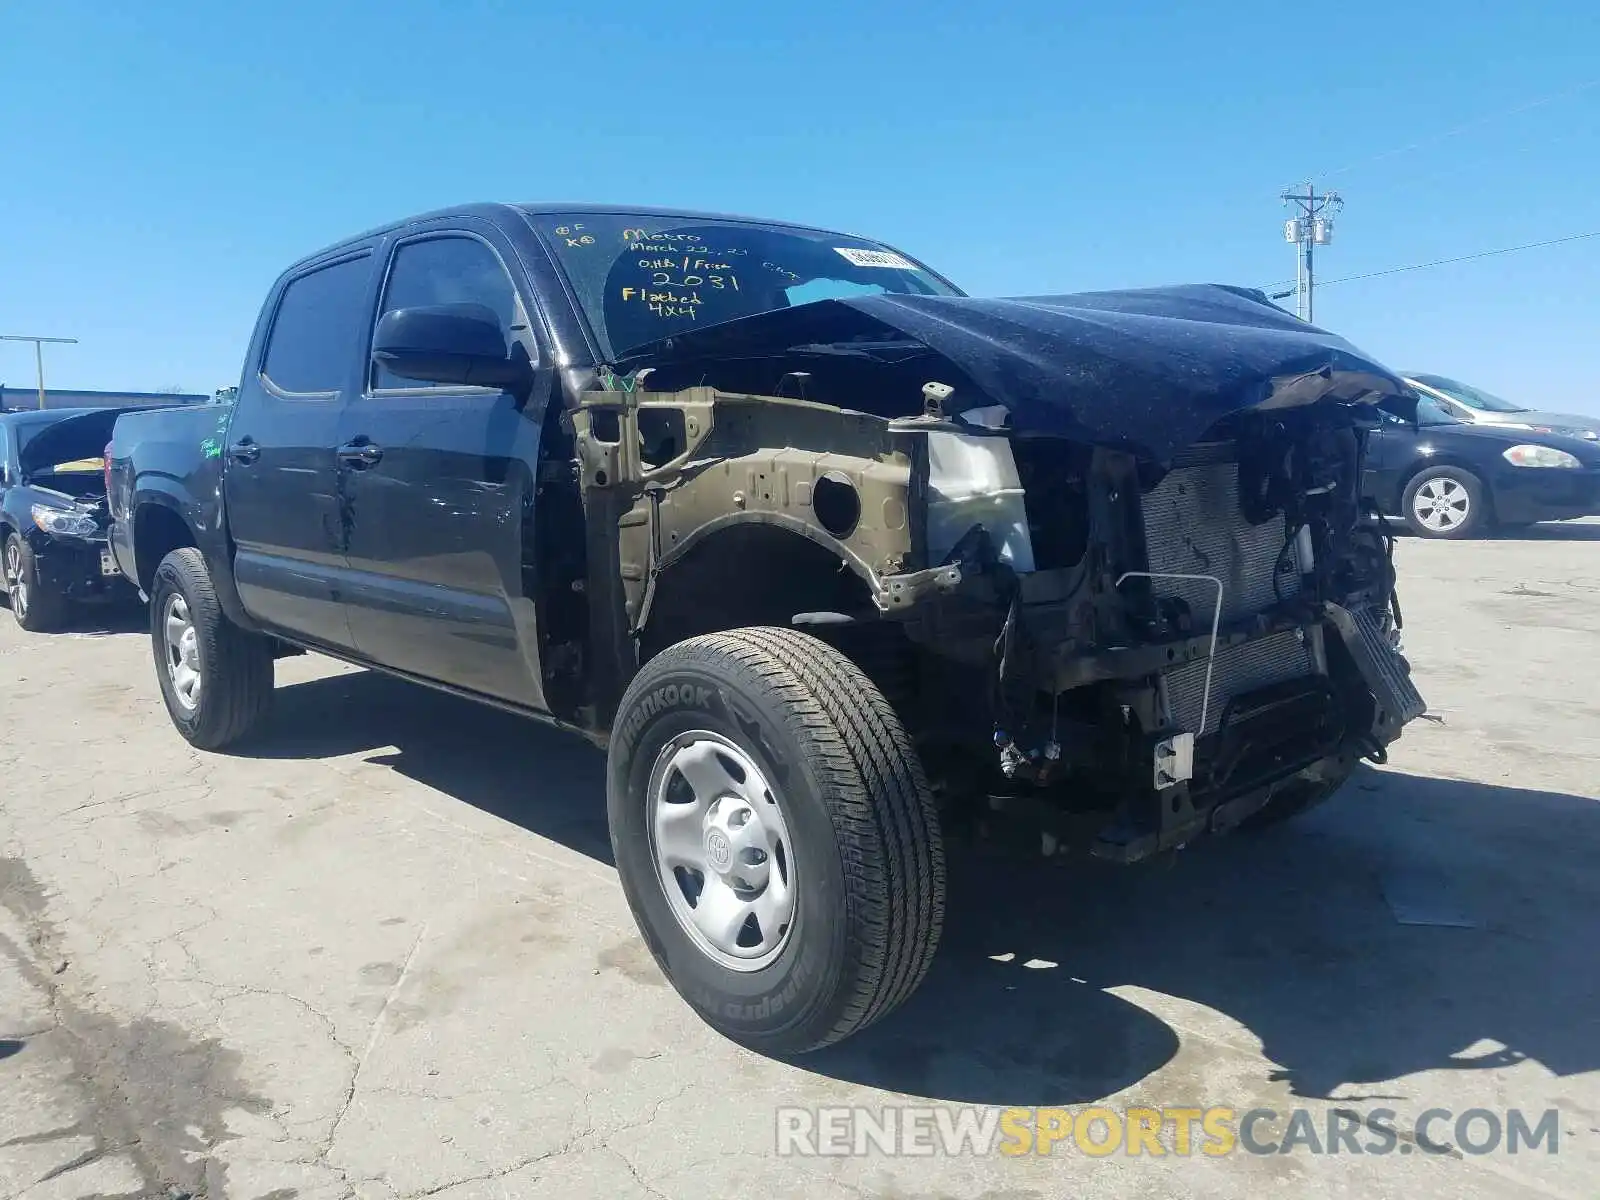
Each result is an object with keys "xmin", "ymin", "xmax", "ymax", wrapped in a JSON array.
[{"xmin": 107, "ymin": 204, "xmax": 1425, "ymax": 1053}]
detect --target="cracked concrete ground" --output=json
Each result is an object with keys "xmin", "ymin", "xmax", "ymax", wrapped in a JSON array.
[{"xmin": 2, "ymin": 521, "xmax": 1598, "ymax": 1199}]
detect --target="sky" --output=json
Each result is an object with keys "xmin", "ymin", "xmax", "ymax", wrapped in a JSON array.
[{"xmin": 3, "ymin": 0, "xmax": 1599, "ymax": 412}]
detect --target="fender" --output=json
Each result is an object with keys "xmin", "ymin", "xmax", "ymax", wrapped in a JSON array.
[{"xmin": 129, "ymin": 480, "xmax": 261, "ymax": 633}]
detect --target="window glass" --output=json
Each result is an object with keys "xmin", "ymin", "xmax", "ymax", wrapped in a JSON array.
[
  {"xmin": 1415, "ymin": 397, "xmax": 1457, "ymax": 426},
  {"xmin": 531, "ymin": 213, "xmax": 960, "ymax": 359},
  {"xmin": 1411, "ymin": 374, "xmax": 1527, "ymax": 414},
  {"xmin": 373, "ymin": 236, "xmax": 521, "ymax": 389},
  {"xmin": 262, "ymin": 256, "xmax": 372, "ymax": 393}
]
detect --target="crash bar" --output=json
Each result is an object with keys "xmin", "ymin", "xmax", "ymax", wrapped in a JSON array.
[{"xmin": 1115, "ymin": 571, "xmax": 1225, "ymax": 737}]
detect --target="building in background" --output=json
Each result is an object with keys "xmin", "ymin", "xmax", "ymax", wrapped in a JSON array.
[{"xmin": 0, "ymin": 386, "xmax": 210, "ymax": 412}]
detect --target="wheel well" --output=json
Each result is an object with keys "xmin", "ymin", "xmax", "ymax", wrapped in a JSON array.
[
  {"xmin": 133, "ymin": 504, "xmax": 196, "ymax": 593},
  {"xmin": 638, "ymin": 524, "xmax": 876, "ymax": 661}
]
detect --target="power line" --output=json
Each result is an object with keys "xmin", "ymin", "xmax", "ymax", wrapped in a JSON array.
[
  {"xmin": 1320, "ymin": 76, "xmax": 1600, "ymax": 181},
  {"xmin": 1264, "ymin": 229, "xmax": 1600, "ymax": 298}
]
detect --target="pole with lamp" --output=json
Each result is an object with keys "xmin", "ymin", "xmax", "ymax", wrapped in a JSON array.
[{"xmin": 0, "ymin": 334, "xmax": 79, "ymax": 410}]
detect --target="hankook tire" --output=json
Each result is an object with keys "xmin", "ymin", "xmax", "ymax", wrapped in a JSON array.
[{"xmin": 607, "ymin": 626, "xmax": 945, "ymax": 1053}]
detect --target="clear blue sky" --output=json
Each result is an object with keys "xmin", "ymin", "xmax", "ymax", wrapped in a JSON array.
[{"xmin": 4, "ymin": 0, "xmax": 1598, "ymax": 411}]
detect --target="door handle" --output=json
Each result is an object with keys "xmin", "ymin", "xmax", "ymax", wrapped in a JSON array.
[
  {"xmin": 228, "ymin": 439, "xmax": 260, "ymax": 465},
  {"xmin": 336, "ymin": 441, "xmax": 384, "ymax": 469}
]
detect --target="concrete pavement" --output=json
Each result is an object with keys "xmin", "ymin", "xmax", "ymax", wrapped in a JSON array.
[{"xmin": 2, "ymin": 521, "xmax": 1598, "ymax": 1199}]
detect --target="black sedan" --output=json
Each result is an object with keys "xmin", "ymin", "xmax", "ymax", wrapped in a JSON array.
[
  {"xmin": 0, "ymin": 407, "xmax": 140, "ymax": 630},
  {"xmin": 1364, "ymin": 395, "xmax": 1600, "ymax": 538}
]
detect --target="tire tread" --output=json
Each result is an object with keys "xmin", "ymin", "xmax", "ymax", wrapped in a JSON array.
[
  {"xmin": 6, "ymin": 534, "xmax": 70, "ymax": 633},
  {"xmin": 152, "ymin": 548, "xmax": 273, "ymax": 749},
  {"xmin": 623, "ymin": 626, "xmax": 945, "ymax": 1050}
]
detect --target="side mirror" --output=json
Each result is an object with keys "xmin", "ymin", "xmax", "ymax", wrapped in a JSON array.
[{"xmin": 371, "ymin": 303, "xmax": 531, "ymax": 389}]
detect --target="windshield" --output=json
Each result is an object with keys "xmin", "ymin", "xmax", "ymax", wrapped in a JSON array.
[
  {"xmin": 531, "ymin": 213, "xmax": 961, "ymax": 359},
  {"xmin": 1411, "ymin": 374, "xmax": 1528, "ymax": 413}
]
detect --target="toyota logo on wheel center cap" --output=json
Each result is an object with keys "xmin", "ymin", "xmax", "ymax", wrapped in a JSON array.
[{"xmin": 705, "ymin": 829, "xmax": 733, "ymax": 871}]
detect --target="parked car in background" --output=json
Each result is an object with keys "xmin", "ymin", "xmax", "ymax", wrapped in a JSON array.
[
  {"xmin": 108, "ymin": 203, "xmax": 1424, "ymax": 1053},
  {"xmin": 0, "ymin": 408, "xmax": 140, "ymax": 630},
  {"xmin": 1364, "ymin": 395, "xmax": 1600, "ymax": 537},
  {"xmin": 1403, "ymin": 373, "xmax": 1600, "ymax": 441}
]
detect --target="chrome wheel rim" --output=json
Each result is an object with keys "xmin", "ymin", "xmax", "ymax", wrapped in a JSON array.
[
  {"xmin": 5, "ymin": 542, "xmax": 26, "ymax": 619},
  {"xmin": 647, "ymin": 731, "xmax": 796, "ymax": 971},
  {"xmin": 162, "ymin": 594, "xmax": 202, "ymax": 712},
  {"xmin": 1412, "ymin": 476, "xmax": 1470, "ymax": 533}
]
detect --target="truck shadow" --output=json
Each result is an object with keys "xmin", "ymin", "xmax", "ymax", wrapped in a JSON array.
[
  {"xmin": 246, "ymin": 667, "xmax": 613, "ymax": 864},
  {"xmin": 251, "ymin": 669, "xmax": 1599, "ymax": 1109},
  {"xmin": 810, "ymin": 767, "xmax": 1600, "ymax": 1105},
  {"xmin": 0, "ymin": 596, "xmax": 145, "ymax": 636}
]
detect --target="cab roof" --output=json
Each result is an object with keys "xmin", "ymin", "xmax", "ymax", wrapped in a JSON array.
[{"xmin": 283, "ymin": 202, "xmax": 869, "ymax": 275}]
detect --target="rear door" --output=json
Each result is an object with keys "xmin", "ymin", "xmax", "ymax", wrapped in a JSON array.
[
  {"xmin": 223, "ymin": 253, "xmax": 373, "ymax": 650},
  {"xmin": 336, "ymin": 223, "xmax": 549, "ymax": 707}
]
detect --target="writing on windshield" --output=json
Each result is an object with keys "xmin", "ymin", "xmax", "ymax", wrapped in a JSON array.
[{"xmin": 536, "ymin": 214, "xmax": 959, "ymax": 358}]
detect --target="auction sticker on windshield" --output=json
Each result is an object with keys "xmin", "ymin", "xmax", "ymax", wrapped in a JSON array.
[{"xmin": 834, "ymin": 247, "xmax": 916, "ymax": 269}]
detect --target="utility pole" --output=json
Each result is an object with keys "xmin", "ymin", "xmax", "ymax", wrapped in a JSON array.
[
  {"xmin": 1280, "ymin": 184, "xmax": 1342, "ymax": 323},
  {"xmin": 0, "ymin": 334, "xmax": 78, "ymax": 409}
]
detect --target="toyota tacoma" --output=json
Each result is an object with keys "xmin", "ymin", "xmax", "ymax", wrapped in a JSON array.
[{"xmin": 108, "ymin": 204, "xmax": 1425, "ymax": 1053}]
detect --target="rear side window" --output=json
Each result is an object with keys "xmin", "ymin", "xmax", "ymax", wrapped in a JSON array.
[
  {"xmin": 261, "ymin": 255, "xmax": 372, "ymax": 394},
  {"xmin": 372, "ymin": 236, "xmax": 521, "ymax": 390}
]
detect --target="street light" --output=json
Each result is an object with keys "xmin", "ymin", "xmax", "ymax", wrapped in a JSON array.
[{"xmin": 0, "ymin": 334, "xmax": 79, "ymax": 410}]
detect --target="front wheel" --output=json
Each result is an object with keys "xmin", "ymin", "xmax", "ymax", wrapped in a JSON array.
[
  {"xmin": 149, "ymin": 547, "xmax": 275, "ymax": 749},
  {"xmin": 607, "ymin": 627, "xmax": 945, "ymax": 1054},
  {"xmin": 5, "ymin": 533, "xmax": 69, "ymax": 632},
  {"xmin": 1402, "ymin": 466, "xmax": 1488, "ymax": 538}
]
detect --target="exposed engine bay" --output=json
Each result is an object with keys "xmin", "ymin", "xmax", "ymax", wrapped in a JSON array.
[{"xmin": 564, "ymin": 285, "xmax": 1427, "ymax": 861}]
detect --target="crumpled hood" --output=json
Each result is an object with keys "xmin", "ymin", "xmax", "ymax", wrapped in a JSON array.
[{"xmin": 614, "ymin": 284, "xmax": 1410, "ymax": 463}]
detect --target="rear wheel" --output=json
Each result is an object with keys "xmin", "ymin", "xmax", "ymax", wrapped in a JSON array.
[
  {"xmin": 4, "ymin": 534, "xmax": 69, "ymax": 632},
  {"xmin": 1402, "ymin": 466, "xmax": 1487, "ymax": 538},
  {"xmin": 149, "ymin": 548, "xmax": 274, "ymax": 749},
  {"xmin": 607, "ymin": 627, "xmax": 945, "ymax": 1053}
]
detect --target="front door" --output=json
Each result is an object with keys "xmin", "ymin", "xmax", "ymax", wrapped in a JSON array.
[
  {"xmin": 337, "ymin": 227, "xmax": 548, "ymax": 708},
  {"xmin": 224, "ymin": 253, "xmax": 373, "ymax": 651}
]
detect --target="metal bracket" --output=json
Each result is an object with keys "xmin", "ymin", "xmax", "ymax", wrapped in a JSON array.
[
  {"xmin": 1154, "ymin": 731, "xmax": 1195, "ymax": 789},
  {"xmin": 876, "ymin": 563, "xmax": 964, "ymax": 611},
  {"xmin": 1116, "ymin": 570, "xmax": 1226, "ymax": 733},
  {"xmin": 1115, "ymin": 570, "xmax": 1224, "ymax": 790}
]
